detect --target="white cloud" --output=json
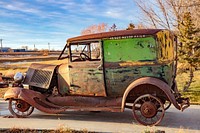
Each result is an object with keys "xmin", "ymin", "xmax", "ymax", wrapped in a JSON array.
[
  {"xmin": 0, "ymin": 1, "xmax": 41, "ymax": 14},
  {"xmin": 0, "ymin": 0, "xmax": 139, "ymax": 50}
]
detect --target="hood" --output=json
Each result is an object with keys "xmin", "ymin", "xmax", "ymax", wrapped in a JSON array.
[{"xmin": 23, "ymin": 63, "xmax": 57, "ymax": 89}]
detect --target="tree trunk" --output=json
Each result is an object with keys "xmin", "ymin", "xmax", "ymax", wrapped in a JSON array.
[{"xmin": 183, "ymin": 66, "xmax": 194, "ymax": 92}]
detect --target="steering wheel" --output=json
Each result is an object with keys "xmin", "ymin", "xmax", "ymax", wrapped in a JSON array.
[{"xmin": 80, "ymin": 53, "xmax": 90, "ymax": 60}]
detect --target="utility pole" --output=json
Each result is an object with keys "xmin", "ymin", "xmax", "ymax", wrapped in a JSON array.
[
  {"xmin": 34, "ymin": 44, "xmax": 36, "ymax": 51},
  {"xmin": 48, "ymin": 42, "xmax": 50, "ymax": 51},
  {"xmin": 0, "ymin": 39, "xmax": 3, "ymax": 52}
]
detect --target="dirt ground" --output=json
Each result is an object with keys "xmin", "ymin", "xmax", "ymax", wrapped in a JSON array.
[{"xmin": 0, "ymin": 59, "xmax": 68, "ymax": 76}]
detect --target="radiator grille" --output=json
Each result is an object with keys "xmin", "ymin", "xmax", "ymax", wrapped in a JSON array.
[
  {"xmin": 30, "ymin": 70, "xmax": 52, "ymax": 86},
  {"xmin": 23, "ymin": 63, "xmax": 57, "ymax": 89}
]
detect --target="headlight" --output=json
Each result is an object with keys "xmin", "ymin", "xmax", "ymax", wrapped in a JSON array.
[{"xmin": 14, "ymin": 72, "xmax": 24, "ymax": 83}]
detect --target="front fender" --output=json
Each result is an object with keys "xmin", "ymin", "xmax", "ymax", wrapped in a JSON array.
[
  {"xmin": 4, "ymin": 87, "xmax": 23, "ymax": 100},
  {"xmin": 4, "ymin": 87, "xmax": 66, "ymax": 114}
]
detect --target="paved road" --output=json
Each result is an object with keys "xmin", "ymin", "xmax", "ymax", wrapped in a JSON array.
[{"xmin": 0, "ymin": 99, "xmax": 200, "ymax": 133}]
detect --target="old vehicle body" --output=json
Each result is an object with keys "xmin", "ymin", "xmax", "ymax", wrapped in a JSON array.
[{"xmin": 4, "ymin": 29, "xmax": 189, "ymax": 126}]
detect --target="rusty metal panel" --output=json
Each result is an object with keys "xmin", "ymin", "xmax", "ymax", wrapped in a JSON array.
[
  {"xmin": 68, "ymin": 61, "xmax": 106, "ymax": 96},
  {"xmin": 57, "ymin": 63, "xmax": 70, "ymax": 95},
  {"xmin": 104, "ymin": 63, "xmax": 174, "ymax": 97},
  {"xmin": 156, "ymin": 30, "xmax": 175, "ymax": 62},
  {"xmin": 23, "ymin": 63, "xmax": 57, "ymax": 89},
  {"xmin": 47, "ymin": 95, "xmax": 122, "ymax": 107},
  {"xmin": 21, "ymin": 88, "xmax": 121, "ymax": 113},
  {"xmin": 67, "ymin": 29, "xmax": 161, "ymax": 43}
]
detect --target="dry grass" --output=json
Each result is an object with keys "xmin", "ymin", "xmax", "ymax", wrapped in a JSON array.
[
  {"xmin": 176, "ymin": 70, "xmax": 200, "ymax": 104},
  {"xmin": 0, "ymin": 127, "xmax": 90, "ymax": 133},
  {"xmin": 143, "ymin": 130, "xmax": 165, "ymax": 133},
  {"xmin": 0, "ymin": 88, "xmax": 9, "ymax": 98},
  {"xmin": 0, "ymin": 59, "xmax": 68, "ymax": 76}
]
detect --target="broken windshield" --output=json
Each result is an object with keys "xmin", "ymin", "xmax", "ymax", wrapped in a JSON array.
[{"xmin": 70, "ymin": 41, "xmax": 101, "ymax": 62}]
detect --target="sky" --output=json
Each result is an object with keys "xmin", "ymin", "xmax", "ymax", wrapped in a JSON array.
[{"xmin": 0, "ymin": 0, "xmax": 140, "ymax": 50}]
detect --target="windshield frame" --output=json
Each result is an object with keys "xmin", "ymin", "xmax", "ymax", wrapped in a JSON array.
[{"xmin": 69, "ymin": 39, "xmax": 102, "ymax": 62}]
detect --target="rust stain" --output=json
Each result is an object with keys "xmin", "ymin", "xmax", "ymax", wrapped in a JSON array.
[
  {"xmin": 156, "ymin": 30, "xmax": 175, "ymax": 62},
  {"xmin": 68, "ymin": 29, "xmax": 161, "ymax": 43}
]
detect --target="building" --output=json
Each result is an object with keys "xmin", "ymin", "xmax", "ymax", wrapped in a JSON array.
[
  {"xmin": 12, "ymin": 49, "xmax": 26, "ymax": 52},
  {"xmin": 0, "ymin": 47, "xmax": 26, "ymax": 52},
  {"xmin": 0, "ymin": 47, "xmax": 11, "ymax": 52}
]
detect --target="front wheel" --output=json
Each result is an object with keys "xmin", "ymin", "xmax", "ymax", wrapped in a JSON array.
[
  {"xmin": 132, "ymin": 94, "xmax": 165, "ymax": 126},
  {"xmin": 8, "ymin": 99, "xmax": 34, "ymax": 117}
]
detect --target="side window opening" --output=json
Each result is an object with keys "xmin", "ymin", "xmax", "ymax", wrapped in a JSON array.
[{"xmin": 70, "ymin": 41, "xmax": 101, "ymax": 62}]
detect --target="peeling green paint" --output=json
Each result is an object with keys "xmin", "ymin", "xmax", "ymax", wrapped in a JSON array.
[
  {"xmin": 103, "ymin": 31, "xmax": 176, "ymax": 97},
  {"xmin": 105, "ymin": 63, "xmax": 174, "ymax": 97},
  {"xmin": 103, "ymin": 37, "xmax": 156, "ymax": 62}
]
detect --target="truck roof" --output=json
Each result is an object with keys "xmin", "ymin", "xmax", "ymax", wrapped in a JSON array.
[{"xmin": 67, "ymin": 29, "xmax": 164, "ymax": 43}]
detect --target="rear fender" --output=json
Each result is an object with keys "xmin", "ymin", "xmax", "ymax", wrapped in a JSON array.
[{"xmin": 121, "ymin": 77, "xmax": 181, "ymax": 111}]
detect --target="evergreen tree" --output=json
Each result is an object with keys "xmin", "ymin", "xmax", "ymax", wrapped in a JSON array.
[{"xmin": 178, "ymin": 12, "xmax": 200, "ymax": 91}]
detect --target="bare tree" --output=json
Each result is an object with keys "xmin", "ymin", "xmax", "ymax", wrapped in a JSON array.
[
  {"xmin": 134, "ymin": 0, "xmax": 200, "ymax": 30},
  {"xmin": 126, "ymin": 23, "xmax": 135, "ymax": 30},
  {"xmin": 81, "ymin": 23, "xmax": 108, "ymax": 35},
  {"xmin": 109, "ymin": 23, "xmax": 117, "ymax": 31},
  {"xmin": 134, "ymin": 0, "xmax": 200, "ymax": 91}
]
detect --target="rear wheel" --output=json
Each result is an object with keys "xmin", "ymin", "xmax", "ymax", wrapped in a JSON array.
[
  {"xmin": 132, "ymin": 94, "xmax": 165, "ymax": 126},
  {"xmin": 8, "ymin": 99, "xmax": 34, "ymax": 117}
]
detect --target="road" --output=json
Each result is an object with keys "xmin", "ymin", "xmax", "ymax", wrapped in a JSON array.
[{"xmin": 0, "ymin": 99, "xmax": 200, "ymax": 133}]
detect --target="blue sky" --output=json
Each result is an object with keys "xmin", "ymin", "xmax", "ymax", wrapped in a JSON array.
[{"xmin": 0, "ymin": 0, "xmax": 139, "ymax": 50}]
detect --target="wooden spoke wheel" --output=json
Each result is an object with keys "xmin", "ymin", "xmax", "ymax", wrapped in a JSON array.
[
  {"xmin": 132, "ymin": 94, "xmax": 165, "ymax": 126},
  {"xmin": 8, "ymin": 99, "xmax": 34, "ymax": 118}
]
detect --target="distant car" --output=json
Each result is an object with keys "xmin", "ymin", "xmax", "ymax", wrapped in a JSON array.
[{"xmin": 4, "ymin": 29, "xmax": 189, "ymax": 126}]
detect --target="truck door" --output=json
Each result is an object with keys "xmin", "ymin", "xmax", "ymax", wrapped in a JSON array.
[{"xmin": 68, "ymin": 41, "xmax": 106, "ymax": 96}]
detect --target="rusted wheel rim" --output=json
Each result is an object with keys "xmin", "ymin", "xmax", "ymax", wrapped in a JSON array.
[
  {"xmin": 132, "ymin": 94, "xmax": 165, "ymax": 126},
  {"xmin": 140, "ymin": 102, "xmax": 157, "ymax": 118},
  {"xmin": 15, "ymin": 100, "xmax": 31, "ymax": 112},
  {"xmin": 8, "ymin": 99, "xmax": 34, "ymax": 117}
]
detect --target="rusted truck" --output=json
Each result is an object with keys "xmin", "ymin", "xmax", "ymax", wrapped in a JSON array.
[{"xmin": 4, "ymin": 29, "xmax": 189, "ymax": 126}]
